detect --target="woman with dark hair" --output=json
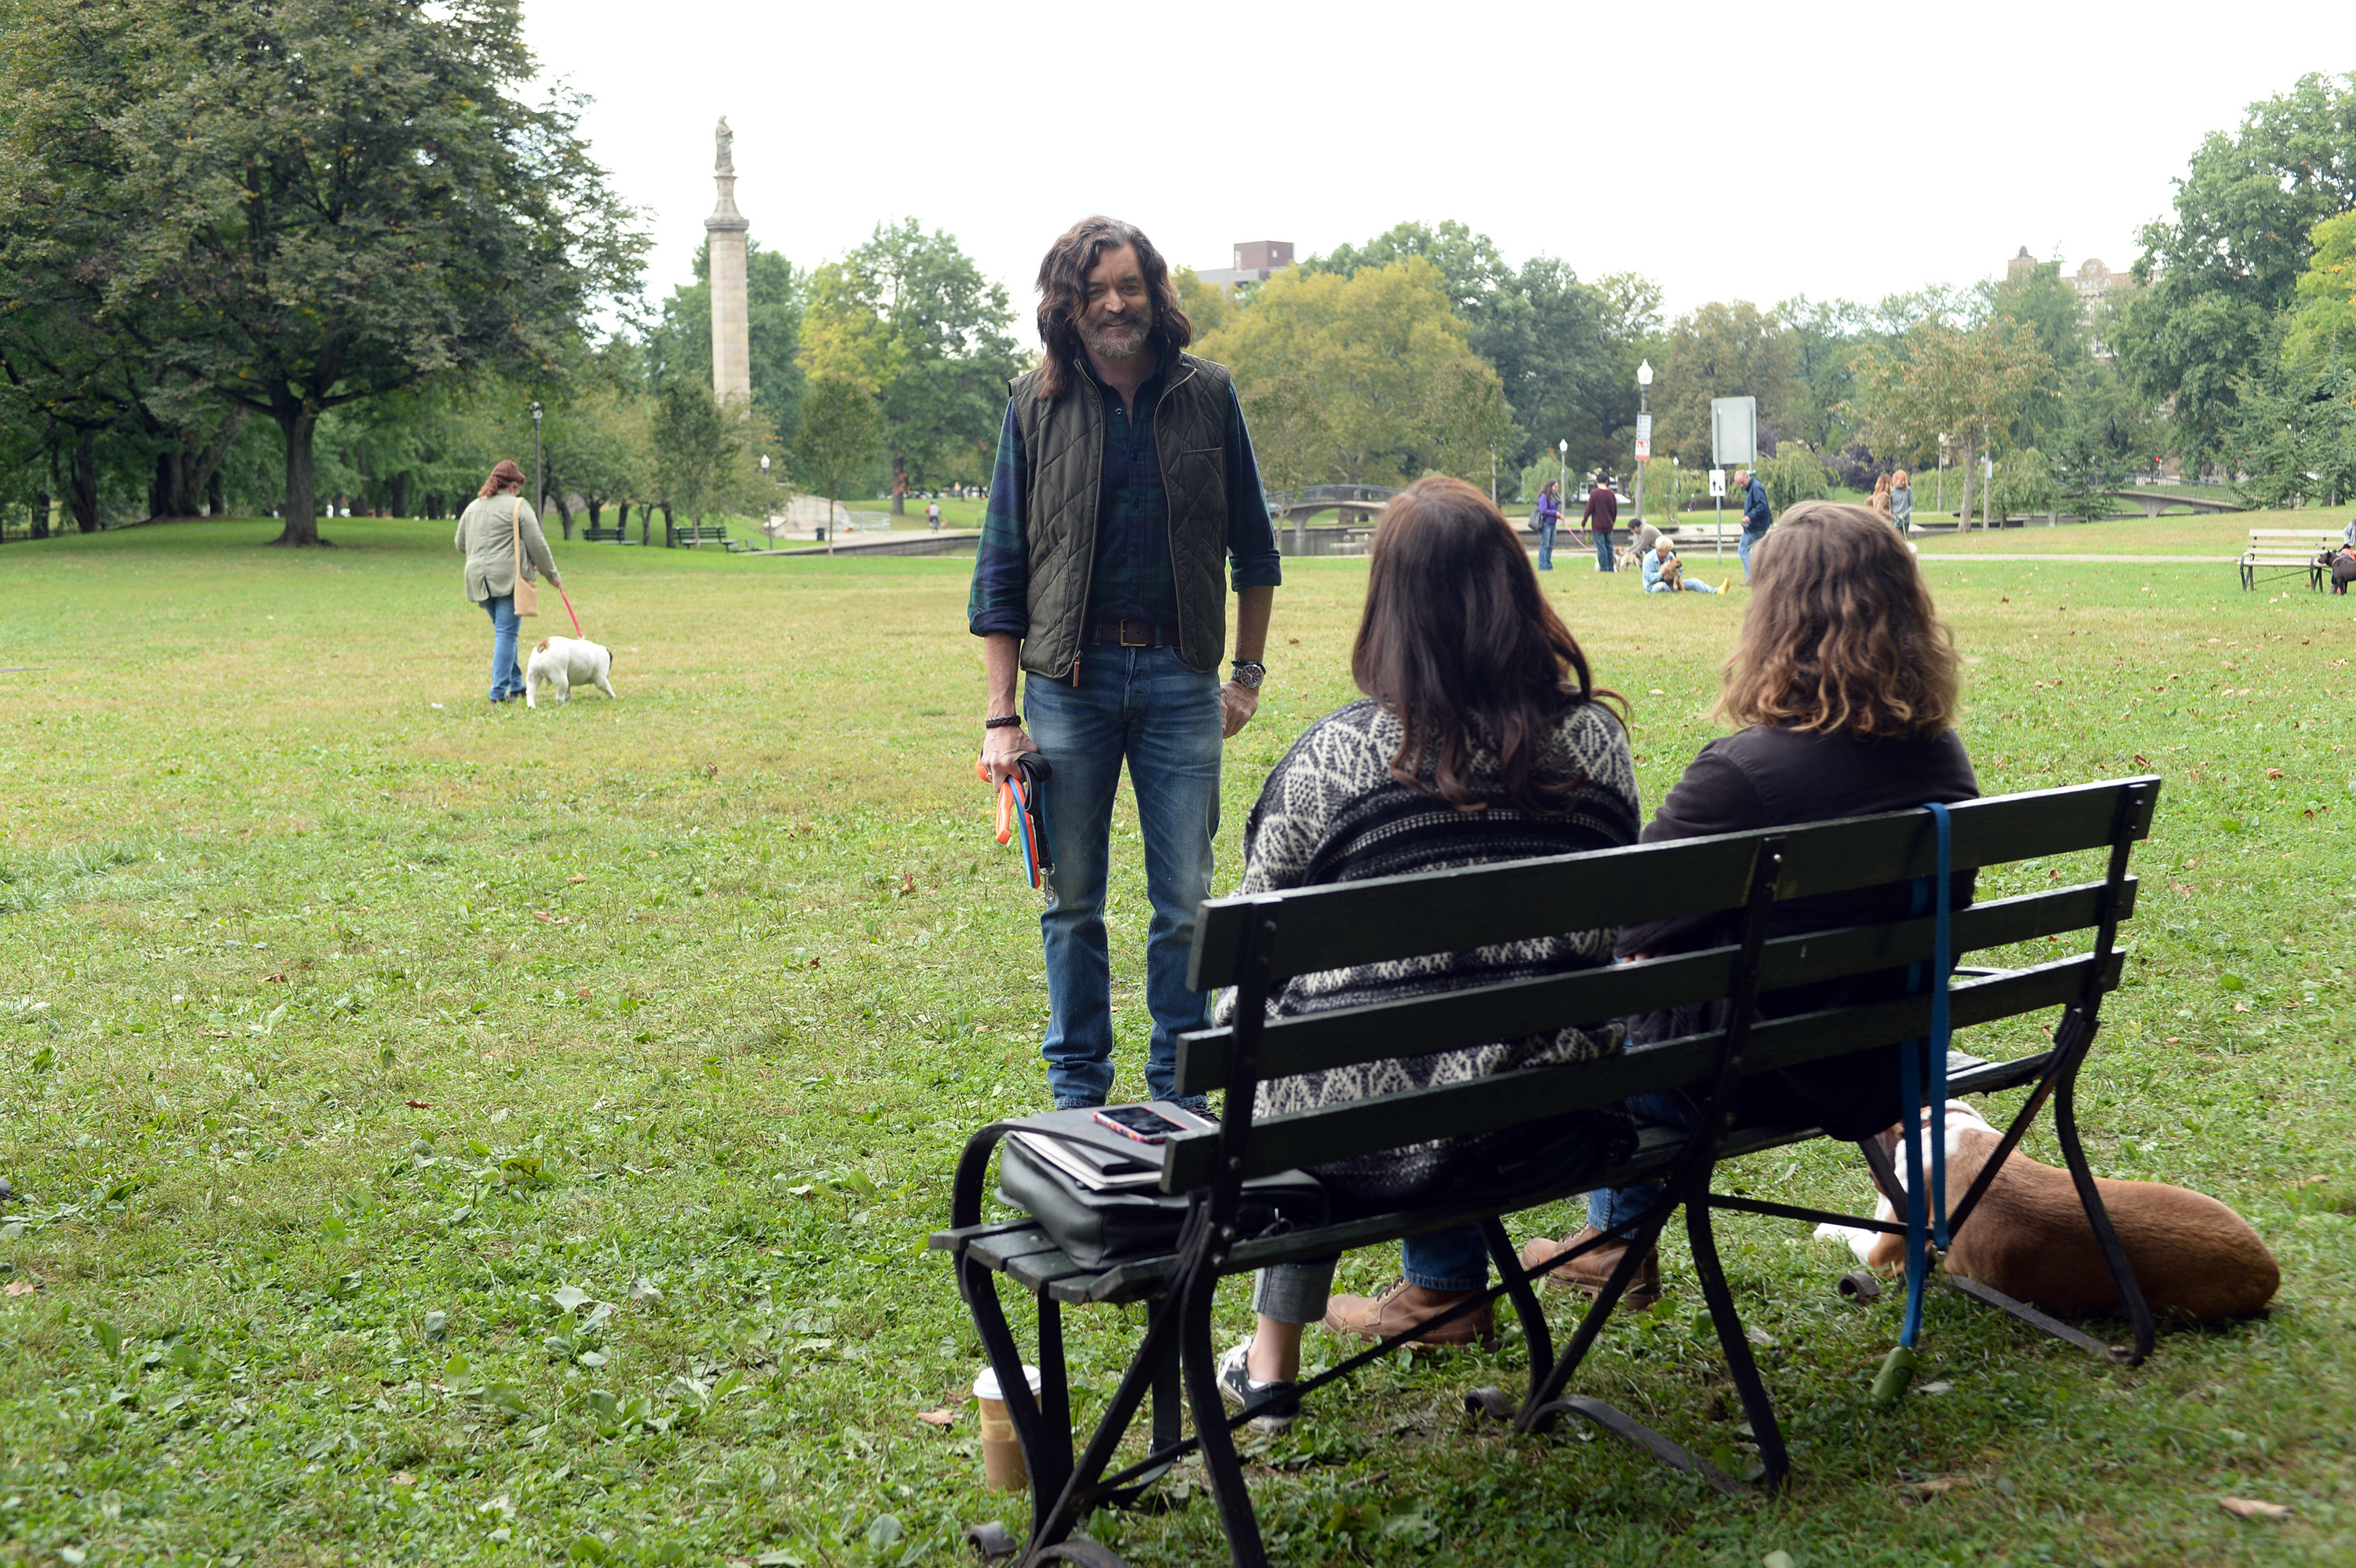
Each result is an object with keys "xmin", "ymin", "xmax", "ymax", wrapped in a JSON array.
[
  {"xmin": 454, "ymin": 459, "xmax": 562, "ymax": 704},
  {"xmin": 1520, "ymin": 499, "xmax": 1977, "ymax": 1307},
  {"xmin": 1215, "ymin": 476, "xmax": 1641, "ymax": 1431}
]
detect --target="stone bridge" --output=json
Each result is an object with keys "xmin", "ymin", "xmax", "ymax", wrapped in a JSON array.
[{"xmin": 1267, "ymin": 484, "xmax": 1398, "ymax": 524}]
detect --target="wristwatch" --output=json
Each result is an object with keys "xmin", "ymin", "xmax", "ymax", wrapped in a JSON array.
[{"xmin": 1229, "ymin": 660, "xmax": 1266, "ymax": 689}]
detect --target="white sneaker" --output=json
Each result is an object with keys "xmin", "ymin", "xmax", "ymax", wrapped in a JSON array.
[{"xmin": 1216, "ymin": 1338, "xmax": 1299, "ymax": 1435}]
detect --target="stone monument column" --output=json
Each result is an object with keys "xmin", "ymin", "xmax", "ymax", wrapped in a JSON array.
[{"xmin": 706, "ymin": 117, "xmax": 752, "ymax": 408}]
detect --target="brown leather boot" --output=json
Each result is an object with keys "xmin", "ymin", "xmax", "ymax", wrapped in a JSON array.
[
  {"xmin": 1516, "ymin": 1226, "xmax": 1663, "ymax": 1310},
  {"xmin": 1321, "ymin": 1279, "xmax": 1496, "ymax": 1350}
]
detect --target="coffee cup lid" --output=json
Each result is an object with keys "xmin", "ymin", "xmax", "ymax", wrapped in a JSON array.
[{"xmin": 973, "ymin": 1364, "xmax": 1044, "ymax": 1402}]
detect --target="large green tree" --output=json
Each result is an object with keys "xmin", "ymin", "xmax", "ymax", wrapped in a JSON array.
[
  {"xmin": 0, "ymin": 0, "xmax": 645, "ymax": 546},
  {"xmin": 800, "ymin": 221, "xmax": 1018, "ymax": 510},
  {"xmin": 2118, "ymin": 71, "xmax": 2356, "ymax": 470},
  {"xmin": 1298, "ymin": 221, "xmax": 1630, "ymax": 474},
  {"xmin": 1194, "ymin": 258, "xmax": 1510, "ymax": 488},
  {"xmin": 1849, "ymin": 317, "xmax": 2052, "ymax": 525},
  {"xmin": 1644, "ymin": 302, "xmax": 1798, "ymax": 467}
]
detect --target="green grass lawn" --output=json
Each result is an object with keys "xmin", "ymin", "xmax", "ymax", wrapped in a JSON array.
[{"xmin": 2, "ymin": 518, "xmax": 2353, "ymax": 1566}]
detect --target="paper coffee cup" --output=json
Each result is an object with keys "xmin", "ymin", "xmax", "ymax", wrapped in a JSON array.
[{"xmin": 972, "ymin": 1365, "xmax": 1043, "ymax": 1493}]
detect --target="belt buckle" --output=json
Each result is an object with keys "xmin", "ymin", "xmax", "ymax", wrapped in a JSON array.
[{"xmin": 1118, "ymin": 619, "xmax": 1151, "ymax": 647}]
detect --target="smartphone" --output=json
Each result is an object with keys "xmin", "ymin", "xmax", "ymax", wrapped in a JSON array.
[{"xmin": 1092, "ymin": 1106, "xmax": 1189, "ymax": 1145}]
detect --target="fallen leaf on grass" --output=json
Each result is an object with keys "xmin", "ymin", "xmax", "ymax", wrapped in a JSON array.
[
  {"xmin": 2266, "ymin": 767, "xmax": 2284, "ymax": 780},
  {"xmin": 4, "ymin": 1281, "xmax": 35, "ymax": 1297},
  {"xmin": 2233, "ymin": 1001, "xmax": 2250, "ymax": 1013},
  {"xmin": 1901, "ymin": 1474, "xmax": 1971, "ymax": 1497},
  {"xmin": 206, "ymin": 1029, "xmax": 230, "ymax": 1038},
  {"xmin": 566, "ymin": 875, "xmax": 587, "ymax": 884},
  {"xmin": 575, "ymin": 989, "xmax": 593, "ymax": 999},
  {"xmin": 263, "ymin": 972, "xmax": 287, "ymax": 984},
  {"xmin": 389, "ymin": 1471, "xmax": 415, "ymax": 1486},
  {"xmin": 404, "ymin": 1099, "xmax": 433, "ymax": 1109},
  {"xmin": 2219, "ymin": 1496, "xmax": 2292, "ymax": 1522},
  {"xmin": 915, "ymin": 1408, "xmax": 959, "ymax": 1427}
]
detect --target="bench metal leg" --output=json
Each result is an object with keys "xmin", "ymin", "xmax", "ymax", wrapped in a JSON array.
[
  {"xmin": 1684, "ymin": 1173, "xmax": 1791, "ymax": 1490},
  {"xmin": 1179, "ymin": 1259, "xmax": 1269, "ymax": 1568},
  {"xmin": 1480, "ymin": 1215, "xmax": 1553, "ymax": 1386},
  {"xmin": 1513, "ymin": 1200, "xmax": 1677, "ymax": 1432},
  {"xmin": 960, "ymin": 1256, "xmax": 1074, "ymax": 1547},
  {"xmin": 2053, "ymin": 1052, "xmax": 2156, "ymax": 1365}
]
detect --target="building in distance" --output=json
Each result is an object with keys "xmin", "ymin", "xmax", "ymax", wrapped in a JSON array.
[
  {"xmin": 2003, "ymin": 246, "xmax": 2135, "ymax": 360},
  {"xmin": 1195, "ymin": 239, "xmax": 1293, "ymax": 289}
]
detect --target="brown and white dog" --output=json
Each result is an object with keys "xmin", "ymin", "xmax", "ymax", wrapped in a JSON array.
[
  {"xmin": 522, "ymin": 636, "xmax": 617, "ymax": 710},
  {"xmin": 1817, "ymin": 1100, "xmax": 2278, "ymax": 1321}
]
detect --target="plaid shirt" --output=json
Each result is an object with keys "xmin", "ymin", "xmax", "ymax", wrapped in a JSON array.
[{"xmin": 967, "ymin": 360, "xmax": 1282, "ymax": 639}]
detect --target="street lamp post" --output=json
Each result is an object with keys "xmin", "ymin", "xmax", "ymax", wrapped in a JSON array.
[
  {"xmin": 1557, "ymin": 438, "xmax": 1568, "ymax": 552},
  {"xmin": 531, "ymin": 400, "xmax": 544, "ymax": 535},
  {"xmin": 1632, "ymin": 360, "xmax": 1653, "ymax": 525},
  {"xmin": 1937, "ymin": 433, "xmax": 1948, "ymax": 521}
]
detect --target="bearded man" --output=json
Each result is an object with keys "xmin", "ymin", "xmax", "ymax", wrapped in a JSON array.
[{"xmin": 969, "ymin": 217, "xmax": 1282, "ymax": 1111}]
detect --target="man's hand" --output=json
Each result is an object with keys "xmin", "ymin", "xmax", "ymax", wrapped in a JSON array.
[
  {"xmin": 979, "ymin": 722, "xmax": 1041, "ymax": 784},
  {"xmin": 1220, "ymin": 682, "xmax": 1258, "ymax": 739}
]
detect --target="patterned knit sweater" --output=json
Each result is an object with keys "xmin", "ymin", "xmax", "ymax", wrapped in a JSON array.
[{"xmin": 1223, "ymin": 696, "xmax": 1643, "ymax": 1206}]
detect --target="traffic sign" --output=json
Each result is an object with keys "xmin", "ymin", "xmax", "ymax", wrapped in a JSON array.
[
  {"xmin": 1634, "ymin": 413, "xmax": 1652, "ymax": 442},
  {"xmin": 1633, "ymin": 437, "xmax": 1652, "ymax": 461},
  {"xmin": 1710, "ymin": 397, "xmax": 1757, "ymax": 467}
]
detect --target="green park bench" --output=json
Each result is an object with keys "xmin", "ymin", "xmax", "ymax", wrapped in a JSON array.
[
  {"xmin": 583, "ymin": 522, "xmax": 630, "ymax": 543},
  {"xmin": 671, "ymin": 523, "xmax": 730, "ymax": 548},
  {"xmin": 934, "ymin": 776, "xmax": 2161, "ymax": 1566}
]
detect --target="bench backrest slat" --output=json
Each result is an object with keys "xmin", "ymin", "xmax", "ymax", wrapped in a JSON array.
[
  {"xmin": 1173, "ymin": 877, "xmax": 2135, "ymax": 1095},
  {"xmin": 1189, "ymin": 779, "xmax": 2152, "ymax": 992},
  {"xmin": 1162, "ymin": 952, "xmax": 2113, "ymax": 1188}
]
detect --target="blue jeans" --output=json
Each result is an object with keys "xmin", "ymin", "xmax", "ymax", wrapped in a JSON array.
[
  {"xmin": 1024, "ymin": 645, "xmax": 1224, "ymax": 1107},
  {"xmin": 1536, "ymin": 519, "xmax": 1557, "ymax": 570},
  {"xmin": 1253, "ymin": 1223, "xmax": 1493, "ymax": 1323},
  {"xmin": 1586, "ymin": 1091, "xmax": 1696, "ymax": 1233},
  {"xmin": 1740, "ymin": 527, "xmax": 1769, "ymax": 583},
  {"xmin": 1594, "ymin": 529, "xmax": 1615, "ymax": 571},
  {"xmin": 481, "ymin": 594, "xmax": 522, "ymax": 700}
]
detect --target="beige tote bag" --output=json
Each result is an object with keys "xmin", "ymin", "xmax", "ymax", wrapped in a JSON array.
[{"xmin": 508, "ymin": 497, "xmax": 540, "ymax": 616}]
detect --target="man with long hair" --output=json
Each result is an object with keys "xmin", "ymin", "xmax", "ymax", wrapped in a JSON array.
[{"xmin": 968, "ymin": 217, "xmax": 1282, "ymax": 1111}]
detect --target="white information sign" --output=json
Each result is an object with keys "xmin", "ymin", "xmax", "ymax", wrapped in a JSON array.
[
  {"xmin": 1710, "ymin": 397, "xmax": 1758, "ymax": 468},
  {"xmin": 1708, "ymin": 467, "xmax": 1727, "ymax": 498},
  {"xmin": 1634, "ymin": 413, "xmax": 1652, "ymax": 442},
  {"xmin": 1633, "ymin": 437, "xmax": 1652, "ymax": 461}
]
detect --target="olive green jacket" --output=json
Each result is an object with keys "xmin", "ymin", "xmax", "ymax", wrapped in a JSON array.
[
  {"xmin": 455, "ymin": 495, "xmax": 557, "ymax": 603},
  {"xmin": 1009, "ymin": 353, "xmax": 1234, "ymax": 677}
]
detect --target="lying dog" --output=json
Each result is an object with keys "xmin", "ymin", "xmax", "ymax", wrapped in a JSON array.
[
  {"xmin": 1817, "ymin": 1100, "xmax": 2277, "ymax": 1320},
  {"xmin": 522, "ymin": 636, "xmax": 617, "ymax": 710}
]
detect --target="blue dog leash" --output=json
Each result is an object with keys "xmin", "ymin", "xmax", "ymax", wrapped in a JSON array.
[{"xmin": 1877, "ymin": 801, "xmax": 1954, "ymax": 1402}]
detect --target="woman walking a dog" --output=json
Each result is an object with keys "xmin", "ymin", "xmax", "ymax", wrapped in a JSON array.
[{"xmin": 454, "ymin": 460, "xmax": 563, "ymax": 704}]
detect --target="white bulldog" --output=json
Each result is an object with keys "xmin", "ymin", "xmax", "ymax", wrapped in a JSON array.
[{"xmin": 522, "ymin": 636, "xmax": 617, "ymax": 709}]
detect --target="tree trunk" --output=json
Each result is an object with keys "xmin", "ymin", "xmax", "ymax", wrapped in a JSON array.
[
  {"xmin": 271, "ymin": 409, "xmax": 327, "ymax": 544},
  {"xmin": 177, "ymin": 410, "xmax": 244, "ymax": 517},
  {"xmin": 388, "ymin": 471, "xmax": 408, "ymax": 520},
  {"xmin": 891, "ymin": 455, "xmax": 906, "ymax": 514},
  {"xmin": 150, "ymin": 450, "xmax": 181, "ymax": 521},
  {"xmin": 660, "ymin": 502, "xmax": 674, "ymax": 547},
  {"xmin": 587, "ymin": 498, "xmax": 603, "ymax": 529},
  {"xmin": 30, "ymin": 496, "xmax": 49, "ymax": 540},
  {"xmin": 547, "ymin": 469, "xmax": 573, "ymax": 539},
  {"xmin": 207, "ymin": 467, "xmax": 225, "ymax": 518},
  {"xmin": 1955, "ymin": 438, "xmax": 1977, "ymax": 532},
  {"xmin": 70, "ymin": 435, "xmax": 101, "ymax": 531}
]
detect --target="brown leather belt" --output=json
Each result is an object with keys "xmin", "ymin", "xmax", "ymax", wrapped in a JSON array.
[{"xmin": 1092, "ymin": 619, "xmax": 1180, "ymax": 649}]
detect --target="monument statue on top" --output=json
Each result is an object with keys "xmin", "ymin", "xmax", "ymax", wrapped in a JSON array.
[{"xmin": 705, "ymin": 116, "xmax": 752, "ymax": 408}]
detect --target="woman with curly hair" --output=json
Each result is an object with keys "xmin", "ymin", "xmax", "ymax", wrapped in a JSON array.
[{"xmin": 1519, "ymin": 500, "xmax": 1978, "ymax": 1307}]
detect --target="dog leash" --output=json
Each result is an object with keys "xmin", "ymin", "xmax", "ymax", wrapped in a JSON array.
[
  {"xmin": 557, "ymin": 585, "xmax": 584, "ymax": 640},
  {"xmin": 977, "ymin": 753, "xmax": 1053, "ymax": 890},
  {"xmin": 1875, "ymin": 799, "xmax": 1955, "ymax": 1406}
]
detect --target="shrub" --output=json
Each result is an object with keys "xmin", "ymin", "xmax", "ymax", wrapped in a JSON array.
[{"xmin": 1758, "ymin": 446, "xmax": 1832, "ymax": 511}]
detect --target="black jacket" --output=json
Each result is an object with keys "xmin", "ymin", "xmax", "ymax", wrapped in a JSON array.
[{"xmin": 1616, "ymin": 724, "xmax": 1980, "ymax": 1139}]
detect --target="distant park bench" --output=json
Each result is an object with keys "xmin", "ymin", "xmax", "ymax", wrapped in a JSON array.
[
  {"xmin": 671, "ymin": 523, "xmax": 730, "ymax": 548},
  {"xmin": 582, "ymin": 523, "xmax": 630, "ymax": 543},
  {"xmin": 2240, "ymin": 529, "xmax": 2341, "ymax": 591}
]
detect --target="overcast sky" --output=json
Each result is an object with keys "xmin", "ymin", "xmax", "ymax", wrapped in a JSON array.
[{"xmin": 525, "ymin": 0, "xmax": 2346, "ymax": 331}]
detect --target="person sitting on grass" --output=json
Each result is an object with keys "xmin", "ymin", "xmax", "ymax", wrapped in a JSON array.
[
  {"xmin": 1643, "ymin": 539, "xmax": 1718, "ymax": 594},
  {"xmin": 1215, "ymin": 475, "xmax": 1641, "ymax": 1432},
  {"xmin": 1519, "ymin": 500, "xmax": 1978, "ymax": 1305}
]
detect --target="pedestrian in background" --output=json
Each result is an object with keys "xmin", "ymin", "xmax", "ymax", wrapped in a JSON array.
[
  {"xmin": 1534, "ymin": 479, "xmax": 1561, "ymax": 571},
  {"xmin": 1869, "ymin": 473, "xmax": 1894, "ymax": 522},
  {"xmin": 454, "ymin": 459, "xmax": 561, "ymax": 705},
  {"xmin": 1890, "ymin": 470, "xmax": 1914, "ymax": 533},
  {"xmin": 1736, "ymin": 466, "xmax": 1772, "ymax": 584},
  {"xmin": 1582, "ymin": 475, "xmax": 1619, "ymax": 572}
]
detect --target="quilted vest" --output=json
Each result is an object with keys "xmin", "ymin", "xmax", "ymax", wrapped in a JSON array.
[{"xmin": 1010, "ymin": 352, "xmax": 1233, "ymax": 678}]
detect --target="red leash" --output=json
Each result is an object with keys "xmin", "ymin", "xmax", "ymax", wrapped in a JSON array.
[{"xmin": 558, "ymin": 586, "xmax": 583, "ymax": 639}]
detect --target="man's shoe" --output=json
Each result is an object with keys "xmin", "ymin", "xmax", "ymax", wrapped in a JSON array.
[
  {"xmin": 1516, "ymin": 1226, "xmax": 1663, "ymax": 1310},
  {"xmin": 1321, "ymin": 1280, "xmax": 1494, "ymax": 1351},
  {"xmin": 1216, "ymin": 1340, "xmax": 1298, "ymax": 1434}
]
